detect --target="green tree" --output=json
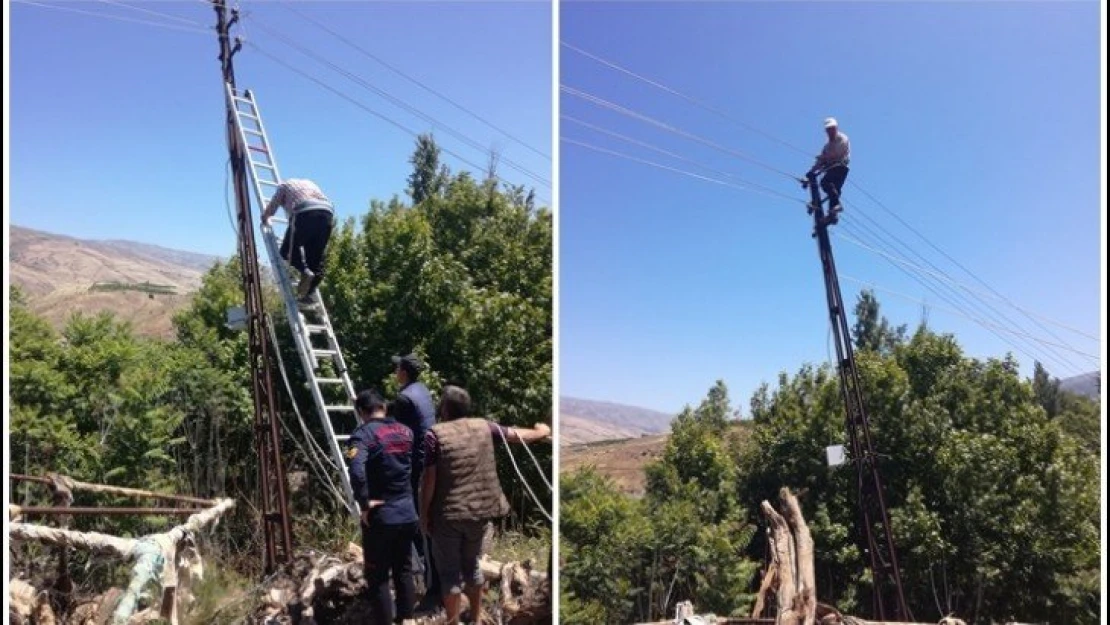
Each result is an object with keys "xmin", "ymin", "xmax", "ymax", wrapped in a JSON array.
[
  {"xmin": 737, "ymin": 302, "xmax": 1100, "ymax": 623},
  {"xmin": 852, "ymin": 289, "xmax": 907, "ymax": 355},
  {"xmin": 564, "ymin": 383, "xmax": 759, "ymax": 624},
  {"xmin": 406, "ymin": 133, "xmax": 449, "ymax": 205},
  {"xmin": 1031, "ymin": 360, "xmax": 1061, "ymax": 418},
  {"xmin": 321, "ymin": 135, "xmax": 552, "ymax": 527}
]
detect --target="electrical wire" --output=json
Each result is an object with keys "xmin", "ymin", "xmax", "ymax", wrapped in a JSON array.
[
  {"xmin": 249, "ymin": 17, "xmax": 550, "ymax": 189},
  {"xmin": 563, "ymin": 85, "xmax": 800, "ymax": 181},
  {"xmin": 244, "ymin": 40, "xmax": 551, "ymax": 206},
  {"xmin": 13, "ymin": 0, "xmax": 212, "ymax": 35},
  {"xmin": 563, "ymin": 41, "xmax": 811, "ymax": 157},
  {"xmin": 494, "ymin": 425, "xmax": 553, "ymax": 524},
  {"xmin": 840, "ymin": 274, "xmax": 1099, "ymax": 361},
  {"xmin": 93, "ymin": 0, "xmax": 209, "ymax": 28},
  {"xmin": 567, "ymin": 42, "xmax": 1095, "ymax": 361},
  {"xmin": 563, "ymin": 137, "xmax": 804, "ymax": 206},
  {"xmin": 286, "ymin": 3, "xmax": 550, "ymax": 161},
  {"xmin": 265, "ymin": 315, "xmax": 352, "ymax": 512}
]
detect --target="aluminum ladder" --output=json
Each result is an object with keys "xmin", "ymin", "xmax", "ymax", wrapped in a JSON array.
[{"xmin": 226, "ymin": 83, "xmax": 359, "ymax": 518}]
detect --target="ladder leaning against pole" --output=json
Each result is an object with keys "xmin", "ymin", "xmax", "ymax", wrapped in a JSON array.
[{"xmin": 226, "ymin": 83, "xmax": 359, "ymax": 518}]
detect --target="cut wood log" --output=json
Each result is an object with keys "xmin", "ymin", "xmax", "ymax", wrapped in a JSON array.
[
  {"xmin": 780, "ymin": 488, "xmax": 816, "ymax": 625},
  {"xmin": 761, "ymin": 500, "xmax": 797, "ymax": 625}
]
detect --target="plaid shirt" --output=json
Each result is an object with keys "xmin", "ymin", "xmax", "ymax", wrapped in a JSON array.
[{"xmin": 264, "ymin": 178, "xmax": 332, "ymax": 217}]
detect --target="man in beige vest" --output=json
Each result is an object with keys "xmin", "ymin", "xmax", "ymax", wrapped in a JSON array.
[{"xmin": 419, "ymin": 385, "xmax": 550, "ymax": 625}]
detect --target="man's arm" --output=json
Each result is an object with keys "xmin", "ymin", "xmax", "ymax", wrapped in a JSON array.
[
  {"xmin": 260, "ymin": 185, "xmax": 285, "ymax": 222},
  {"xmin": 495, "ymin": 422, "xmax": 551, "ymax": 444},
  {"xmin": 347, "ymin": 435, "xmax": 371, "ymax": 512}
]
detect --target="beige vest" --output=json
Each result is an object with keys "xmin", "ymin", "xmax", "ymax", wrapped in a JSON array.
[{"xmin": 431, "ymin": 418, "xmax": 510, "ymax": 522}]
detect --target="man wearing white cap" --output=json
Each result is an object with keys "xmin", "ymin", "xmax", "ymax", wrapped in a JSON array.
[{"xmin": 805, "ymin": 117, "xmax": 851, "ymax": 216}]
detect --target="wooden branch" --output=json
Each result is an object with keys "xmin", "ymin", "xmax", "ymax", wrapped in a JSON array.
[
  {"xmin": 752, "ymin": 561, "xmax": 778, "ymax": 619},
  {"xmin": 11, "ymin": 473, "xmax": 218, "ymax": 506}
]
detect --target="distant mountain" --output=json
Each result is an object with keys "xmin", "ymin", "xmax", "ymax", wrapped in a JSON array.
[
  {"xmin": 560, "ymin": 397, "xmax": 673, "ymax": 445},
  {"xmin": 1060, "ymin": 371, "xmax": 1100, "ymax": 400},
  {"xmin": 10, "ymin": 225, "xmax": 222, "ymax": 338}
]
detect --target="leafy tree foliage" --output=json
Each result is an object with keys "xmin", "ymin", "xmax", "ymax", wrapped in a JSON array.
[
  {"xmin": 7, "ymin": 136, "xmax": 552, "ymax": 582},
  {"xmin": 739, "ymin": 304, "xmax": 1099, "ymax": 623},
  {"xmin": 562, "ymin": 382, "xmax": 759, "ymax": 624},
  {"xmin": 852, "ymin": 288, "xmax": 907, "ymax": 355},
  {"xmin": 564, "ymin": 291, "xmax": 1097, "ymax": 625}
]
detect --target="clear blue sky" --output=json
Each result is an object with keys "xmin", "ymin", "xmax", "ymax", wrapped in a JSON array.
[
  {"xmin": 9, "ymin": 0, "xmax": 552, "ymax": 257},
  {"xmin": 560, "ymin": 1, "xmax": 1103, "ymax": 413}
]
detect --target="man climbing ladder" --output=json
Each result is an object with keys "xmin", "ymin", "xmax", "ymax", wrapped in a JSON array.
[
  {"xmin": 802, "ymin": 117, "xmax": 851, "ymax": 222},
  {"xmin": 260, "ymin": 178, "xmax": 335, "ymax": 303}
]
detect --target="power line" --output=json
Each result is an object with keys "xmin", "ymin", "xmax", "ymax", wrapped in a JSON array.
[
  {"xmin": 839, "ymin": 208, "xmax": 1089, "ymax": 373},
  {"xmin": 562, "ymin": 84, "xmax": 800, "ymax": 181},
  {"xmin": 847, "ymin": 178, "xmax": 1090, "ymax": 360},
  {"xmin": 564, "ymin": 109, "xmax": 1089, "ymax": 372},
  {"xmin": 840, "ymin": 275, "xmax": 1099, "ymax": 362},
  {"xmin": 13, "ymin": 0, "xmax": 211, "ymax": 35},
  {"xmin": 563, "ymin": 137, "xmax": 804, "ymax": 206},
  {"xmin": 564, "ymin": 114, "xmax": 802, "ymax": 204},
  {"xmin": 94, "ymin": 0, "xmax": 208, "ymax": 27},
  {"xmin": 835, "ymin": 227, "xmax": 1099, "ymax": 344},
  {"xmin": 565, "ymin": 41, "xmax": 1093, "ymax": 368},
  {"xmin": 285, "ymin": 3, "xmax": 550, "ymax": 161},
  {"xmin": 243, "ymin": 40, "xmax": 515, "ymax": 192},
  {"xmin": 563, "ymin": 41, "xmax": 811, "ymax": 157},
  {"xmin": 249, "ymin": 17, "xmax": 550, "ymax": 189},
  {"xmin": 839, "ymin": 218, "xmax": 1086, "ymax": 375},
  {"xmin": 494, "ymin": 426, "xmax": 552, "ymax": 524}
]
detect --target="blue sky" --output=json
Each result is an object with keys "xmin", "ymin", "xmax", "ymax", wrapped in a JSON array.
[
  {"xmin": 9, "ymin": 0, "xmax": 552, "ymax": 257},
  {"xmin": 560, "ymin": 1, "xmax": 1103, "ymax": 413}
]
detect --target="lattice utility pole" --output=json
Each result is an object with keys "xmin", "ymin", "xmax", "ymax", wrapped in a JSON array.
[
  {"xmin": 212, "ymin": 0, "xmax": 293, "ymax": 574},
  {"xmin": 805, "ymin": 173, "xmax": 910, "ymax": 620}
]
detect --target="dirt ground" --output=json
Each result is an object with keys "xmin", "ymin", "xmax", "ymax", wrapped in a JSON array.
[{"xmin": 560, "ymin": 434, "xmax": 670, "ymax": 496}]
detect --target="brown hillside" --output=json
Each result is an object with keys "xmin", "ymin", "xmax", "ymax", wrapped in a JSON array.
[
  {"xmin": 10, "ymin": 226, "xmax": 217, "ymax": 339},
  {"xmin": 561, "ymin": 434, "xmax": 670, "ymax": 497}
]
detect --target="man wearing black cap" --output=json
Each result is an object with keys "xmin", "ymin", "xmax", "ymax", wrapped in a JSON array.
[{"xmin": 391, "ymin": 353, "xmax": 440, "ymax": 610}]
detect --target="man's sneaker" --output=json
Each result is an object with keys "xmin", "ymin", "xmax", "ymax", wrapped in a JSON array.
[{"xmin": 296, "ymin": 275, "xmax": 314, "ymax": 299}]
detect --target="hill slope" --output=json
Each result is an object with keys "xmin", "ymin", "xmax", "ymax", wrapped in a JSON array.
[
  {"xmin": 10, "ymin": 225, "xmax": 220, "ymax": 338},
  {"xmin": 1059, "ymin": 371, "xmax": 1100, "ymax": 400},
  {"xmin": 560, "ymin": 396, "xmax": 673, "ymax": 445}
]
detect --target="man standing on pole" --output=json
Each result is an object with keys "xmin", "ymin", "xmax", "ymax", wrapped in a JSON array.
[{"xmin": 803, "ymin": 117, "xmax": 851, "ymax": 219}]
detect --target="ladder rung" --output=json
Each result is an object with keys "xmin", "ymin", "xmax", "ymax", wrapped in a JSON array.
[
  {"xmin": 326, "ymin": 405, "xmax": 355, "ymax": 412},
  {"xmin": 312, "ymin": 349, "xmax": 338, "ymax": 358},
  {"xmin": 251, "ymin": 161, "xmax": 276, "ymax": 170},
  {"xmin": 242, "ymin": 127, "xmax": 264, "ymax": 136},
  {"xmin": 236, "ymin": 111, "xmax": 259, "ymax": 121},
  {"xmin": 249, "ymin": 145, "xmax": 269, "ymax": 153},
  {"xmin": 335, "ymin": 435, "xmax": 351, "ymax": 442},
  {"xmin": 315, "ymin": 377, "xmax": 345, "ymax": 385},
  {"xmin": 259, "ymin": 179, "xmax": 280, "ymax": 186},
  {"xmin": 304, "ymin": 324, "xmax": 328, "ymax": 333}
]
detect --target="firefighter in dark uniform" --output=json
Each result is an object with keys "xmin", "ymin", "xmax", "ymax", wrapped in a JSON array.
[{"xmin": 347, "ymin": 389, "xmax": 419, "ymax": 624}]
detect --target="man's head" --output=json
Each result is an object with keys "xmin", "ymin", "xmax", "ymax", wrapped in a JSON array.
[
  {"xmin": 392, "ymin": 353, "xmax": 424, "ymax": 386},
  {"xmin": 824, "ymin": 117, "xmax": 839, "ymax": 140},
  {"xmin": 354, "ymin": 389, "xmax": 387, "ymax": 422},
  {"xmin": 437, "ymin": 385, "xmax": 472, "ymax": 422}
]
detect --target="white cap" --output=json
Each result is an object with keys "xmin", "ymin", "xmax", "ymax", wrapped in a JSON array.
[{"xmin": 824, "ymin": 117, "xmax": 839, "ymax": 129}]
